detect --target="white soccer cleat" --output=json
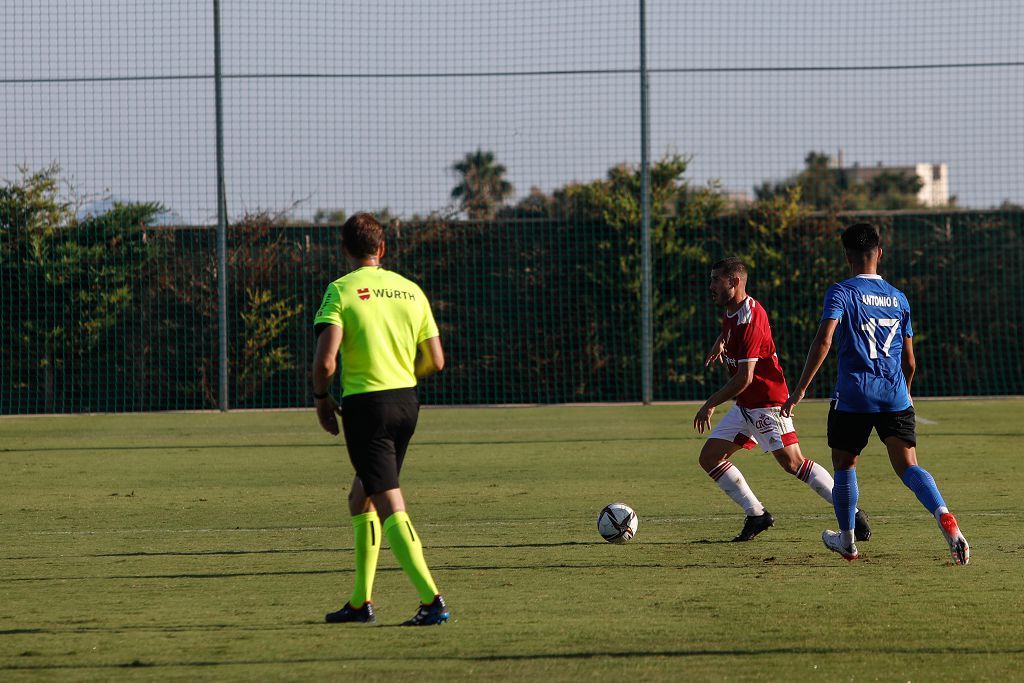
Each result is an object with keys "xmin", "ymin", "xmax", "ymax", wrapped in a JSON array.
[
  {"xmin": 939, "ymin": 513, "xmax": 970, "ymax": 566},
  {"xmin": 822, "ymin": 530, "xmax": 860, "ymax": 561}
]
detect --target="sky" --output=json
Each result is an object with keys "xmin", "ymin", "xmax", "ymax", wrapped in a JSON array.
[{"xmin": 3, "ymin": 0, "xmax": 1023, "ymax": 223}]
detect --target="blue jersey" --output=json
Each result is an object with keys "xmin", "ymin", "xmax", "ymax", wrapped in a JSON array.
[{"xmin": 821, "ymin": 274, "xmax": 913, "ymax": 413}]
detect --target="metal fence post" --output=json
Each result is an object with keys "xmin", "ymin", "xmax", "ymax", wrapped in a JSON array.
[
  {"xmin": 213, "ymin": 0, "xmax": 229, "ymax": 411},
  {"xmin": 639, "ymin": 0, "xmax": 653, "ymax": 405}
]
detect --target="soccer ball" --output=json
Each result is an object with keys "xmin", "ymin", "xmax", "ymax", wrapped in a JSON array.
[{"xmin": 597, "ymin": 503, "xmax": 638, "ymax": 543}]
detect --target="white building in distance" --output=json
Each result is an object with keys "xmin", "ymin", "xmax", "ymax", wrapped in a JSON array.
[{"xmin": 836, "ymin": 153, "xmax": 950, "ymax": 207}]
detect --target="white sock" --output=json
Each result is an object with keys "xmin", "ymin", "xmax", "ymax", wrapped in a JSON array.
[
  {"xmin": 708, "ymin": 461, "xmax": 765, "ymax": 516},
  {"xmin": 841, "ymin": 529, "xmax": 855, "ymax": 546},
  {"xmin": 796, "ymin": 459, "xmax": 835, "ymax": 504},
  {"xmin": 933, "ymin": 505, "xmax": 950, "ymax": 524}
]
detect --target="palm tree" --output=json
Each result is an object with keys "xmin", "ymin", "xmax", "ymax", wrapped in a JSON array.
[{"xmin": 450, "ymin": 149, "xmax": 514, "ymax": 220}]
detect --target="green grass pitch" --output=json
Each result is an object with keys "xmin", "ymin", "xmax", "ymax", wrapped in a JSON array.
[{"xmin": 2, "ymin": 400, "xmax": 1024, "ymax": 681}]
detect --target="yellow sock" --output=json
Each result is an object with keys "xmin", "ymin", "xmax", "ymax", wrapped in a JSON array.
[
  {"xmin": 349, "ymin": 511, "xmax": 381, "ymax": 607},
  {"xmin": 382, "ymin": 511, "xmax": 438, "ymax": 603}
]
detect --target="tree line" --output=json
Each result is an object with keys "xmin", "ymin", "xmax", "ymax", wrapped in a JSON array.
[
  {"xmin": 1, "ymin": 159, "xmax": 1021, "ymax": 413},
  {"xmin": 313, "ymin": 148, "xmax": 948, "ymax": 226}
]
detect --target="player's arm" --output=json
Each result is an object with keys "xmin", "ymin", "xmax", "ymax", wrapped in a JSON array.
[
  {"xmin": 415, "ymin": 335, "xmax": 445, "ymax": 379},
  {"xmin": 780, "ymin": 318, "xmax": 839, "ymax": 417},
  {"xmin": 705, "ymin": 333, "xmax": 726, "ymax": 367},
  {"xmin": 693, "ymin": 360, "xmax": 756, "ymax": 434},
  {"xmin": 902, "ymin": 336, "xmax": 916, "ymax": 395},
  {"xmin": 312, "ymin": 324, "xmax": 343, "ymax": 435}
]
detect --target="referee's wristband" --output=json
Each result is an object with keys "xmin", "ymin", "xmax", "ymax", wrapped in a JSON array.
[{"xmin": 313, "ymin": 391, "xmax": 331, "ymax": 400}]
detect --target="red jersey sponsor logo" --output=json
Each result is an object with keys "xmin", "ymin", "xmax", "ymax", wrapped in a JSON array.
[{"xmin": 357, "ymin": 288, "xmax": 371, "ymax": 301}]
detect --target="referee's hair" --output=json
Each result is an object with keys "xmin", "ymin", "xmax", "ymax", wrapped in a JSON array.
[
  {"xmin": 342, "ymin": 213, "xmax": 384, "ymax": 258},
  {"xmin": 711, "ymin": 257, "xmax": 747, "ymax": 279},
  {"xmin": 842, "ymin": 222, "xmax": 881, "ymax": 256}
]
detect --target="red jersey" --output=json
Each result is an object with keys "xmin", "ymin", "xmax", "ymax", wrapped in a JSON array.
[{"xmin": 720, "ymin": 297, "xmax": 790, "ymax": 408}]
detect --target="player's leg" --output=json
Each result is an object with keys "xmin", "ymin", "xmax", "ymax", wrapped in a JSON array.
[
  {"xmin": 324, "ymin": 478, "xmax": 381, "ymax": 623},
  {"xmin": 326, "ymin": 399, "xmax": 386, "ymax": 624},
  {"xmin": 770, "ymin": 441, "xmax": 871, "ymax": 541},
  {"xmin": 881, "ymin": 408, "xmax": 969, "ymax": 565},
  {"xmin": 824, "ymin": 448, "xmax": 860, "ymax": 558},
  {"xmin": 699, "ymin": 417, "xmax": 761, "ymax": 517},
  {"xmin": 700, "ymin": 437, "xmax": 766, "ymax": 516},
  {"xmin": 701, "ymin": 406, "xmax": 772, "ymax": 541},
  {"xmin": 822, "ymin": 404, "xmax": 870, "ymax": 560},
  {"xmin": 374, "ymin": 487, "xmax": 447, "ymax": 623},
  {"xmin": 880, "ymin": 408, "xmax": 937, "ymax": 501},
  {"xmin": 374, "ymin": 485, "xmax": 441, "ymax": 605},
  {"xmin": 775, "ymin": 443, "xmax": 832, "ymax": 500},
  {"xmin": 370, "ymin": 393, "xmax": 449, "ymax": 624},
  {"xmin": 346, "ymin": 476, "xmax": 381, "ymax": 610},
  {"xmin": 761, "ymin": 409, "xmax": 833, "ymax": 501}
]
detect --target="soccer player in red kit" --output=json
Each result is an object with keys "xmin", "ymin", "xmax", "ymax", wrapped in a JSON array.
[{"xmin": 693, "ymin": 257, "xmax": 870, "ymax": 542}]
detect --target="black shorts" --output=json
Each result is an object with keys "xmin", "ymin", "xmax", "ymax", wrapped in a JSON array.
[
  {"xmin": 340, "ymin": 387, "xmax": 419, "ymax": 495},
  {"xmin": 827, "ymin": 402, "xmax": 917, "ymax": 455}
]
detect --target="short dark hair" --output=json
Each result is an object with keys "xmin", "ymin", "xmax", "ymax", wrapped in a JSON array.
[
  {"xmin": 342, "ymin": 212, "xmax": 384, "ymax": 258},
  {"xmin": 711, "ymin": 257, "xmax": 748, "ymax": 278},
  {"xmin": 841, "ymin": 222, "xmax": 881, "ymax": 255}
]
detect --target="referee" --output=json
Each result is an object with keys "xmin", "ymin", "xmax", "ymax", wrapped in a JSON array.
[{"xmin": 312, "ymin": 212, "xmax": 449, "ymax": 626}]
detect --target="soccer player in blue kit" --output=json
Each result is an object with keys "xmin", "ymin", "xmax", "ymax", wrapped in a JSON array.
[{"xmin": 781, "ymin": 223, "xmax": 970, "ymax": 565}]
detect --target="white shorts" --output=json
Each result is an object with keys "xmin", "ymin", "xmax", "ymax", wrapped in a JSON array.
[{"xmin": 709, "ymin": 404, "xmax": 799, "ymax": 453}]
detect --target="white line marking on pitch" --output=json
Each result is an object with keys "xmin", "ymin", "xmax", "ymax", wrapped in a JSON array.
[{"xmin": 917, "ymin": 416, "xmax": 938, "ymax": 424}]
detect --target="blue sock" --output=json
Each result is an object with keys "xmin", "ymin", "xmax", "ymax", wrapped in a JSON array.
[
  {"xmin": 900, "ymin": 465, "xmax": 946, "ymax": 514},
  {"xmin": 833, "ymin": 468, "xmax": 858, "ymax": 532}
]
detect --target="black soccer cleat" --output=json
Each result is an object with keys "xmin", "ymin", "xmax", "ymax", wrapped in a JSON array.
[
  {"xmin": 325, "ymin": 601, "xmax": 376, "ymax": 624},
  {"xmin": 402, "ymin": 594, "xmax": 450, "ymax": 626},
  {"xmin": 854, "ymin": 508, "xmax": 872, "ymax": 542},
  {"xmin": 732, "ymin": 510, "xmax": 775, "ymax": 542}
]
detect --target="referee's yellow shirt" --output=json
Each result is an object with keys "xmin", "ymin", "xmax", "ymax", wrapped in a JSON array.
[{"xmin": 313, "ymin": 267, "xmax": 439, "ymax": 397}]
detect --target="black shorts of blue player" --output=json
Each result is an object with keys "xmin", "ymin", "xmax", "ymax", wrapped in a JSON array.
[{"xmin": 826, "ymin": 402, "xmax": 917, "ymax": 455}]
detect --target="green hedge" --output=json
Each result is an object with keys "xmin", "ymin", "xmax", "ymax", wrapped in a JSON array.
[{"xmin": 2, "ymin": 210, "xmax": 1021, "ymax": 413}]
